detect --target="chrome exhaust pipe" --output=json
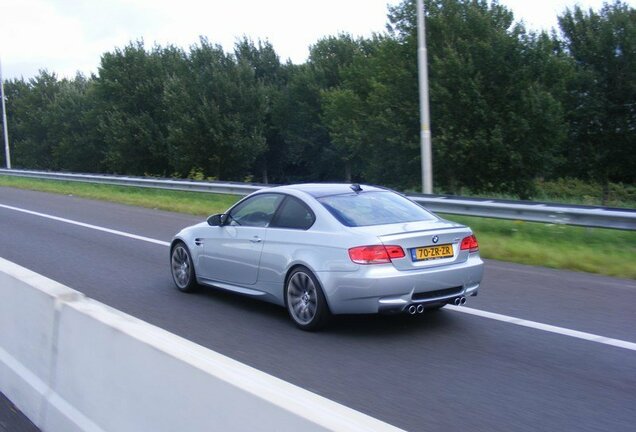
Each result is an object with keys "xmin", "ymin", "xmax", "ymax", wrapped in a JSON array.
[
  {"xmin": 408, "ymin": 305, "xmax": 417, "ymax": 315},
  {"xmin": 453, "ymin": 296, "xmax": 467, "ymax": 306},
  {"xmin": 416, "ymin": 304, "xmax": 424, "ymax": 314}
]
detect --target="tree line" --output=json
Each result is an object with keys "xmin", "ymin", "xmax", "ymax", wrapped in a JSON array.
[{"xmin": 1, "ymin": 0, "xmax": 634, "ymax": 198}]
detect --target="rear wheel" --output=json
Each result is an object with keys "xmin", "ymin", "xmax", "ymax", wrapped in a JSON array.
[
  {"xmin": 285, "ymin": 267, "xmax": 330, "ymax": 331},
  {"xmin": 171, "ymin": 242, "xmax": 198, "ymax": 293}
]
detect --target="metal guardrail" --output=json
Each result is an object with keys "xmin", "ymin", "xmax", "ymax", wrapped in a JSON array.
[
  {"xmin": 0, "ymin": 168, "xmax": 262, "ymax": 196},
  {"xmin": 407, "ymin": 194, "xmax": 636, "ymax": 230},
  {"xmin": 1, "ymin": 169, "xmax": 634, "ymax": 230}
]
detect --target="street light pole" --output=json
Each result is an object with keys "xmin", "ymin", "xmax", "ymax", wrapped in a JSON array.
[
  {"xmin": 417, "ymin": 0, "xmax": 432, "ymax": 194},
  {"xmin": 0, "ymin": 57, "xmax": 10, "ymax": 169}
]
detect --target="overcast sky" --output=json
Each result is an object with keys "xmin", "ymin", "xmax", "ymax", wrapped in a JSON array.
[{"xmin": 1, "ymin": 0, "xmax": 633, "ymax": 80}]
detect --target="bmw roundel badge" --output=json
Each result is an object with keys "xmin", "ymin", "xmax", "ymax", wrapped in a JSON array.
[{"xmin": 432, "ymin": 235, "xmax": 439, "ymax": 244}]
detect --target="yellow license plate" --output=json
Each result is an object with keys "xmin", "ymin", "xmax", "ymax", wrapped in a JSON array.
[{"xmin": 412, "ymin": 244, "xmax": 454, "ymax": 261}]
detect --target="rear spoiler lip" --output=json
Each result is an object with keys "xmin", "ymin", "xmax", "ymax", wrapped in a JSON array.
[{"xmin": 377, "ymin": 226, "xmax": 471, "ymax": 241}]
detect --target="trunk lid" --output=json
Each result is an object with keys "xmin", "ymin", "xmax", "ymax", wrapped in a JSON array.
[{"xmin": 353, "ymin": 219, "xmax": 473, "ymax": 271}]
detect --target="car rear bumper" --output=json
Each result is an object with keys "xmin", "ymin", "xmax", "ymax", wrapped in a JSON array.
[{"xmin": 317, "ymin": 254, "xmax": 484, "ymax": 314}]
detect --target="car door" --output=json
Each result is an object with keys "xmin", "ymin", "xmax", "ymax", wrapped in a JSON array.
[
  {"xmin": 257, "ymin": 196, "xmax": 317, "ymax": 297},
  {"xmin": 198, "ymin": 193, "xmax": 284, "ymax": 286}
]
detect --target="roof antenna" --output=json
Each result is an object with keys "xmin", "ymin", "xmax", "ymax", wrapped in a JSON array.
[{"xmin": 350, "ymin": 183, "xmax": 362, "ymax": 193}]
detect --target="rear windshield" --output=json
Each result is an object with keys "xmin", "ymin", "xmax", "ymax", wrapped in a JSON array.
[{"xmin": 317, "ymin": 191, "xmax": 436, "ymax": 227}]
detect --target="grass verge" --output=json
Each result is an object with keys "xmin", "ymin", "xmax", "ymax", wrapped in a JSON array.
[
  {"xmin": 0, "ymin": 176, "xmax": 240, "ymax": 216},
  {"xmin": 443, "ymin": 214, "xmax": 636, "ymax": 279},
  {"xmin": 1, "ymin": 175, "xmax": 634, "ymax": 279}
]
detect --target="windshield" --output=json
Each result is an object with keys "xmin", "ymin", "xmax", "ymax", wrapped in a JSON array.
[{"xmin": 317, "ymin": 191, "xmax": 436, "ymax": 227}]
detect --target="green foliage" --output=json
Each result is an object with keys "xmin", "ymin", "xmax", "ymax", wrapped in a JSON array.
[
  {"xmin": 276, "ymin": 63, "xmax": 333, "ymax": 181},
  {"xmin": 5, "ymin": 71, "xmax": 62, "ymax": 169},
  {"xmin": 1, "ymin": 0, "xmax": 634, "ymax": 197},
  {"xmin": 317, "ymin": 34, "xmax": 369, "ymax": 181},
  {"xmin": 3, "ymin": 71, "xmax": 102, "ymax": 172},
  {"xmin": 95, "ymin": 41, "xmax": 186, "ymax": 176},
  {"xmin": 50, "ymin": 76, "xmax": 103, "ymax": 172},
  {"xmin": 558, "ymin": 1, "xmax": 636, "ymax": 185},
  {"xmin": 163, "ymin": 38, "xmax": 267, "ymax": 181},
  {"xmin": 534, "ymin": 178, "xmax": 636, "ymax": 207},
  {"xmin": 234, "ymin": 38, "xmax": 287, "ymax": 183},
  {"xmin": 384, "ymin": 0, "xmax": 569, "ymax": 197},
  {"xmin": 321, "ymin": 88, "xmax": 365, "ymax": 181},
  {"xmin": 187, "ymin": 167, "xmax": 216, "ymax": 182}
]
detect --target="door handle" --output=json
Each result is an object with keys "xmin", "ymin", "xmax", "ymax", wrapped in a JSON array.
[{"xmin": 250, "ymin": 236, "xmax": 262, "ymax": 243}]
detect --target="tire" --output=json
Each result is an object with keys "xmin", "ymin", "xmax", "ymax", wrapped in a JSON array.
[
  {"xmin": 285, "ymin": 267, "xmax": 330, "ymax": 331},
  {"xmin": 170, "ymin": 242, "xmax": 198, "ymax": 293}
]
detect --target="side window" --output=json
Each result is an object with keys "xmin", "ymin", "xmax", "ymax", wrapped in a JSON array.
[
  {"xmin": 228, "ymin": 194, "xmax": 284, "ymax": 227},
  {"xmin": 271, "ymin": 197, "xmax": 315, "ymax": 230}
]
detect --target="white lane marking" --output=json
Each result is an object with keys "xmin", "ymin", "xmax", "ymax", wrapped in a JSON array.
[
  {"xmin": 0, "ymin": 203, "xmax": 170, "ymax": 247},
  {"xmin": 447, "ymin": 305, "xmax": 636, "ymax": 352},
  {"xmin": 2, "ymin": 202, "xmax": 635, "ymax": 352}
]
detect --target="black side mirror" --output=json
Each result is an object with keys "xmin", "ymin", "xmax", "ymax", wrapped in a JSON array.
[{"xmin": 207, "ymin": 213, "xmax": 227, "ymax": 226}]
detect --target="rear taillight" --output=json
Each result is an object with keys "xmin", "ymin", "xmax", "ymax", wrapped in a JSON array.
[
  {"xmin": 460, "ymin": 235, "xmax": 479, "ymax": 252},
  {"xmin": 348, "ymin": 245, "xmax": 405, "ymax": 264}
]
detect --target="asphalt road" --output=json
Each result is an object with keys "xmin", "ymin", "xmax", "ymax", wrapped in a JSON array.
[
  {"xmin": 0, "ymin": 392, "xmax": 37, "ymax": 432},
  {"xmin": 1, "ymin": 187, "xmax": 635, "ymax": 432}
]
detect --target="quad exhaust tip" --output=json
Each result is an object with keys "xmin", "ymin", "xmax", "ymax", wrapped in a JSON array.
[
  {"xmin": 453, "ymin": 296, "xmax": 467, "ymax": 306},
  {"xmin": 408, "ymin": 297, "xmax": 465, "ymax": 315},
  {"xmin": 407, "ymin": 304, "xmax": 426, "ymax": 315}
]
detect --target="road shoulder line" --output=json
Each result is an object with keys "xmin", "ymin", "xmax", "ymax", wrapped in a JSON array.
[
  {"xmin": 0, "ymin": 203, "xmax": 170, "ymax": 247},
  {"xmin": 447, "ymin": 305, "xmax": 636, "ymax": 351}
]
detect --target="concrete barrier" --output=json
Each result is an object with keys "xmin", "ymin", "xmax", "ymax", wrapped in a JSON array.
[
  {"xmin": 0, "ymin": 257, "xmax": 83, "ymax": 426},
  {"xmin": 0, "ymin": 257, "xmax": 404, "ymax": 431}
]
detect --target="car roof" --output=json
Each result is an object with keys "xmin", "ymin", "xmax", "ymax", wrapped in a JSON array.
[{"xmin": 271, "ymin": 183, "xmax": 387, "ymax": 198}]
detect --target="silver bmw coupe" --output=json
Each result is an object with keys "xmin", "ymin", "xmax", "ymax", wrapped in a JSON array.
[{"xmin": 170, "ymin": 184, "xmax": 483, "ymax": 330}]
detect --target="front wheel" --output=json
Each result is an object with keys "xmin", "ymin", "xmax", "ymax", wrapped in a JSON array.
[
  {"xmin": 285, "ymin": 267, "xmax": 330, "ymax": 331},
  {"xmin": 171, "ymin": 242, "xmax": 198, "ymax": 293}
]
